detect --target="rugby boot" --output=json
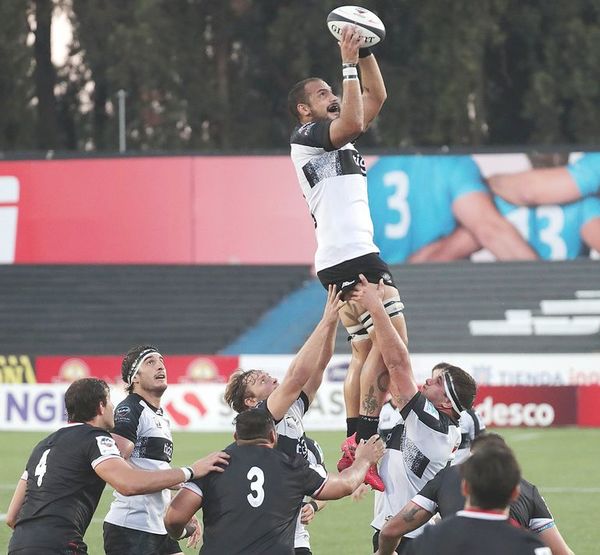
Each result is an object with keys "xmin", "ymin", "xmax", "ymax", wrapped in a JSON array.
[
  {"xmin": 364, "ymin": 464, "xmax": 385, "ymax": 492},
  {"xmin": 336, "ymin": 433, "xmax": 357, "ymax": 471}
]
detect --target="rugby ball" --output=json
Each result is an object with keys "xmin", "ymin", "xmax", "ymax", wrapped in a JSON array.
[{"xmin": 326, "ymin": 6, "xmax": 386, "ymax": 46}]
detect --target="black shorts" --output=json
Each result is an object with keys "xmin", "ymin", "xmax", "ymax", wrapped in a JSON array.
[
  {"xmin": 372, "ymin": 529, "xmax": 413, "ymax": 554},
  {"xmin": 317, "ymin": 253, "xmax": 396, "ymax": 296},
  {"xmin": 103, "ymin": 522, "xmax": 181, "ymax": 555}
]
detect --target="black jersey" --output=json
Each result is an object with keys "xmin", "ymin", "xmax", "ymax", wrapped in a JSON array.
[
  {"xmin": 414, "ymin": 465, "xmax": 555, "ymax": 532},
  {"xmin": 406, "ymin": 512, "xmax": 551, "ymax": 555},
  {"xmin": 8, "ymin": 423, "xmax": 121, "ymax": 553},
  {"xmin": 184, "ymin": 443, "xmax": 327, "ymax": 555}
]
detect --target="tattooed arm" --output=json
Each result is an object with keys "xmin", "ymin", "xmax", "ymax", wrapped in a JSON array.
[{"xmin": 375, "ymin": 501, "xmax": 433, "ymax": 555}]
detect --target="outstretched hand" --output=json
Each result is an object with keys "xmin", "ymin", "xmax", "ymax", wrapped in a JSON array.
[
  {"xmin": 339, "ymin": 24, "xmax": 362, "ymax": 65},
  {"xmin": 190, "ymin": 451, "xmax": 230, "ymax": 478},
  {"xmin": 185, "ymin": 515, "xmax": 203, "ymax": 548},
  {"xmin": 322, "ymin": 284, "xmax": 344, "ymax": 325},
  {"xmin": 354, "ymin": 434, "xmax": 385, "ymax": 466},
  {"xmin": 347, "ymin": 274, "xmax": 385, "ymax": 312}
]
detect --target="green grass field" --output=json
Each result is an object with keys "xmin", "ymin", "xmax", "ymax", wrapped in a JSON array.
[{"xmin": 1, "ymin": 428, "xmax": 598, "ymax": 554}]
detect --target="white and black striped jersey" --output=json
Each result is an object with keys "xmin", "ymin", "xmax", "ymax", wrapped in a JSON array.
[
  {"xmin": 104, "ymin": 393, "xmax": 174, "ymax": 535},
  {"xmin": 453, "ymin": 408, "xmax": 486, "ymax": 465},
  {"xmin": 183, "ymin": 443, "xmax": 327, "ymax": 555},
  {"xmin": 8, "ymin": 423, "xmax": 121, "ymax": 554},
  {"xmin": 372, "ymin": 392, "xmax": 461, "ymax": 537},
  {"xmin": 290, "ymin": 120, "xmax": 378, "ymax": 272},
  {"xmin": 257, "ymin": 392, "xmax": 325, "ymax": 549},
  {"xmin": 413, "ymin": 464, "xmax": 555, "ymax": 533},
  {"xmin": 405, "ymin": 511, "xmax": 551, "ymax": 555}
]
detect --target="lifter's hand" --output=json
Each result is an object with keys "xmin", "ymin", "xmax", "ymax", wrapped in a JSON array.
[
  {"xmin": 321, "ymin": 284, "xmax": 344, "ymax": 325},
  {"xmin": 190, "ymin": 451, "xmax": 230, "ymax": 478},
  {"xmin": 339, "ymin": 24, "xmax": 362, "ymax": 65},
  {"xmin": 348, "ymin": 274, "xmax": 385, "ymax": 312},
  {"xmin": 354, "ymin": 434, "xmax": 385, "ymax": 466}
]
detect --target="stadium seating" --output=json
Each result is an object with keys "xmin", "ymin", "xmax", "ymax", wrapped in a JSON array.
[
  {"xmin": 331, "ymin": 259, "xmax": 600, "ymax": 354},
  {"xmin": 0, "ymin": 264, "xmax": 312, "ymax": 354}
]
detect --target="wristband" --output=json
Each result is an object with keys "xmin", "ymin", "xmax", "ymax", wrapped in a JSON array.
[
  {"xmin": 359, "ymin": 47, "xmax": 373, "ymax": 58},
  {"xmin": 309, "ymin": 500, "xmax": 319, "ymax": 513},
  {"xmin": 178, "ymin": 522, "xmax": 196, "ymax": 540},
  {"xmin": 180, "ymin": 466, "xmax": 194, "ymax": 482},
  {"xmin": 342, "ymin": 66, "xmax": 358, "ymax": 78},
  {"xmin": 342, "ymin": 62, "xmax": 358, "ymax": 68}
]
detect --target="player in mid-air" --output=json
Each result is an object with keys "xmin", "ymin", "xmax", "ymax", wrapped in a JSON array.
[{"xmin": 288, "ymin": 23, "xmax": 406, "ymax": 491}]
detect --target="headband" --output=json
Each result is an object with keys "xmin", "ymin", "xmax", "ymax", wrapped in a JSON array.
[
  {"xmin": 443, "ymin": 371, "xmax": 464, "ymax": 415},
  {"xmin": 125, "ymin": 348, "xmax": 161, "ymax": 385}
]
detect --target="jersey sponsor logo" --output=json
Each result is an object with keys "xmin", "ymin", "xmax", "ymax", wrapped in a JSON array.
[
  {"xmin": 115, "ymin": 405, "xmax": 131, "ymax": 417},
  {"xmin": 96, "ymin": 435, "xmax": 120, "ymax": 456},
  {"xmin": 352, "ymin": 152, "xmax": 367, "ymax": 176},
  {"xmin": 423, "ymin": 399, "xmax": 440, "ymax": 420}
]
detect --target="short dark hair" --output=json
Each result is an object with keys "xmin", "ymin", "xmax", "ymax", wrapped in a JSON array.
[
  {"xmin": 461, "ymin": 445, "xmax": 521, "ymax": 510},
  {"xmin": 121, "ymin": 344, "xmax": 158, "ymax": 394},
  {"xmin": 65, "ymin": 378, "xmax": 109, "ymax": 423},
  {"xmin": 432, "ymin": 361, "xmax": 451, "ymax": 374},
  {"xmin": 224, "ymin": 369, "xmax": 258, "ymax": 414},
  {"xmin": 445, "ymin": 365, "xmax": 477, "ymax": 412},
  {"xmin": 234, "ymin": 409, "xmax": 275, "ymax": 441},
  {"xmin": 471, "ymin": 432, "xmax": 507, "ymax": 453},
  {"xmin": 287, "ymin": 77, "xmax": 321, "ymax": 121}
]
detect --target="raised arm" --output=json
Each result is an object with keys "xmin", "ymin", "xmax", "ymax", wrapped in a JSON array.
[
  {"xmin": 94, "ymin": 451, "xmax": 229, "ymax": 496},
  {"xmin": 453, "ymin": 191, "xmax": 537, "ymax": 260},
  {"xmin": 488, "ymin": 168, "xmax": 582, "ymax": 206},
  {"xmin": 358, "ymin": 51, "xmax": 387, "ymax": 129},
  {"xmin": 266, "ymin": 285, "xmax": 342, "ymax": 420},
  {"xmin": 376, "ymin": 501, "xmax": 433, "ymax": 555},
  {"xmin": 302, "ymin": 286, "xmax": 341, "ymax": 402},
  {"xmin": 329, "ymin": 26, "xmax": 365, "ymax": 148},
  {"xmin": 348, "ymin": 275, "xmax": 418, "ymax": 407},
  {"xmin": 314, "ymin": 435, "xmax": 385, "ymax": 499}
]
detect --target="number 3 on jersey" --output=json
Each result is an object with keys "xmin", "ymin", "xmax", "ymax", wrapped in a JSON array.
[
  {"xmin": 246, "ymin": 466, "xmax": 265, "ymax": 508},
  {"xmin": 34, "ymin": 448, "xmax": 51, "ymax": 487}
]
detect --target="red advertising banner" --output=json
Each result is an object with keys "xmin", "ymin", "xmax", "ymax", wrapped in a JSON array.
[
  {"xmin": 576, "ymin": 385, "xmax": 600, "ymax": 427},
  {"xmin": 34, "ymin": 354, "xmax": 240, "ymax": 384},
  {"xmin": 0, "ymin": 156, "xmax": 316, "ymax": 264},
  {"xmin": 474, "ymin": 386, "xmax": 578, "ymax": 427}
]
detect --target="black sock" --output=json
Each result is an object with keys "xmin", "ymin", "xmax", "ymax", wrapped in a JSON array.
[
  {"xmin": 346, "ymin": 417, "xmax": 359, "ymax": 437},
  {"xmin": 356, "ymin": 415, "xmax": 379, "ymax": 442}
]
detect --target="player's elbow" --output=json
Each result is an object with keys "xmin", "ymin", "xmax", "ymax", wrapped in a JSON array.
[
  {"xmin": 470, "ymin": 219, "xmax": 507, "ymax": 249},
  {"xmin": 164, "ymin": 515, "xmax": 184, "ymax": 540},
  {"xmin": 378, "ymin": 524, "xmax": 399, "ymax": 545}
]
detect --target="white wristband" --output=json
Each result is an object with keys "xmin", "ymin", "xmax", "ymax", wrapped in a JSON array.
[
  {"xmin": 342, "ymin": 66, "xmax": 358, "ymax": 78},
  {"xmin": 180, "ymin": 466, "xmax": 193, "ymax": 482}
]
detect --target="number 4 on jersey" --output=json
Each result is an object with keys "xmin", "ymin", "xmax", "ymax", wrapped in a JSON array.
[{"xmin": 34, "ymin": 448, "xmax": 51, "ymax": 486}]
